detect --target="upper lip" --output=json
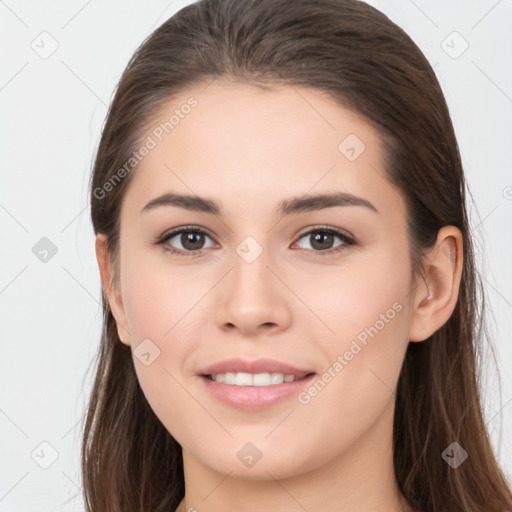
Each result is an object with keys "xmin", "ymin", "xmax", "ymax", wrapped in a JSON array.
[{"xmin": 198, "ymin": 358, "xmax": 315, "ymax": 379}]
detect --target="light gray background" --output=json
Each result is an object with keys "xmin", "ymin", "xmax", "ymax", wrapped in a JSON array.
[{"xmin": 1, "ymin": 1, "xmax": 511, "ymax": 510}]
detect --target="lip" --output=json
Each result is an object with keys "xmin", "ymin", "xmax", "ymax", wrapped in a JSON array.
[
  {"xmin": 199, "ymin": 373, "xmax": 316, "ymax": 411},
  {"xmin": 197, "ymin": 357, "xmax": 314, "ymax": 379},
  {"xmin": 197, "ymin": 358, "xmax": 316, "ymax": 411}
]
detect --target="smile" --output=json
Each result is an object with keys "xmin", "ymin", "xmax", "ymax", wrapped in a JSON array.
[{"xmin": 206, "ymin": 372, "xmax": 306, "ymax": 386}]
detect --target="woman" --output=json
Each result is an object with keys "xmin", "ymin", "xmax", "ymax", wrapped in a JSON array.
[{"xmin": 83, "ymin": 0, "xmax": 512, "ymax": 510}]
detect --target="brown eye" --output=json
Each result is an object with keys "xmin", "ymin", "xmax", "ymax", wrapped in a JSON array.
[
  {"xmin": 156, "ymin": 226, "xmax": 216, "ymax": 256},
  {"xmin": 309, "ymin": 231, "xmax": 336, "ymax": 250},
  {"xmin": 294, "ymin": 227, "xmax": 356, "ymax": 255},
  {"xmin": 179, "ymin": 231, "xmax": 206, "ymax": 251}
]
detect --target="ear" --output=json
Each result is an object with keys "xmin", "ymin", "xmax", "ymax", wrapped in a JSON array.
[
  {"xmin": 95, "ymin": 233, "xmax": 131, "ymax": 346},
  {"xmin": 408, "ymin": 226, "xmax": 463, "ymax": 342}
]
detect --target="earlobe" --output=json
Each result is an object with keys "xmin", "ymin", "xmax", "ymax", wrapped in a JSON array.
[
  {"xmin": 408, "ymin": 226, "xmax": 463, "ymax": 342},
  {"xmin": 95, "ymin": 233, "xmax": 131, "ymax": 346}
]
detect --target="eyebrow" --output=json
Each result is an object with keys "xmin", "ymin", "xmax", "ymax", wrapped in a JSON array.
[{"xmin": 140, "ymin": 191, "xmax": 378, "ymax": 216}]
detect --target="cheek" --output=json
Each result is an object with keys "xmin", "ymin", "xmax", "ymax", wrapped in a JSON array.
[
  {"xmin": 296, "ymin": 239, "xmax": 411, "ymax": 346},
  {"xmin": 131, "ymin": 351, "xmax": 197, "ymax": 451},
  {"xmin": 295, "ymin": 241, "xmax": 412, "ymax": 411},
  {"xmin": 121, "ymin": 248, "xmax": 204, "ymax": 341},
  {"xmin": 120, "ymin": 256, "xmax": 202, "ymax": 442},
  {"xmin": 279, "ymin": 273, "xmax": 411, "ymax": 473}
]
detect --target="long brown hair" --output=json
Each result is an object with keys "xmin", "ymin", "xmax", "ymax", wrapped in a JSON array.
[{"xmin": 83, "ymin": 1, "xmax": 512, "ymax": 510}]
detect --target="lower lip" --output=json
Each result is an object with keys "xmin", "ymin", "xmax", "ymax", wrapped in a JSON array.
[{"xmin": 199, "ymin": 374, "xmax": 316, "ymax": 411}]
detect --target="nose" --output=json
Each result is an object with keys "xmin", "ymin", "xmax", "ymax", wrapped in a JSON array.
[{"xmin": 215, "ymin": 246, "xmax": 292, "ymax": 337}]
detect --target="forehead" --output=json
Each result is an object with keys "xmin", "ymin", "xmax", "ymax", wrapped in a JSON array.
[
  {"xmin": 149, "ymin": 81, "xmax": 377, "ymax": 170},
  {"xmin": 121, "ymin": 81, "xmax": 405, "ymax": 222}
]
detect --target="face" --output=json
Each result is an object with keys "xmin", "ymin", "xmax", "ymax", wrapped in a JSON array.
[{"xmin": 99, "ymin": 81, "xmax": 424, "ymax": 480}]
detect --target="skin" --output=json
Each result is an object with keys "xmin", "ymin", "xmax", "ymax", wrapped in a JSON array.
[{"xmin": 96, "ymin": 81, "xmax": 463, "ymax": 512}]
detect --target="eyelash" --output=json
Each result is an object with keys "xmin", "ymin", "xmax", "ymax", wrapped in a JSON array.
[{"xmin": 154, "ymin": 224, "xmax": 357, "ymax": 258}]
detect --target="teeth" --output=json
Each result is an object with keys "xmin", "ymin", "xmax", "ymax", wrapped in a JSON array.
[{"xmin": 210, "ymin": 372, "xmax": 299, "ymax": 386}]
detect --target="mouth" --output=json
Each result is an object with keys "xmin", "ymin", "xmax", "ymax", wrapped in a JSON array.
[
  {"xmin": 196, "ymin": 358, "xmax": 317, "ymax": 411},
  {"xmin": 202, "ymin": 372, "xmax": 315, "ymax": 386},
  {"xmin": 197, "ymin": 357, "xmax": 315, "ymax": 381},
  {"xmin": 199, "ymin": 372, "xmax": 316, "ymax": 411}
]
